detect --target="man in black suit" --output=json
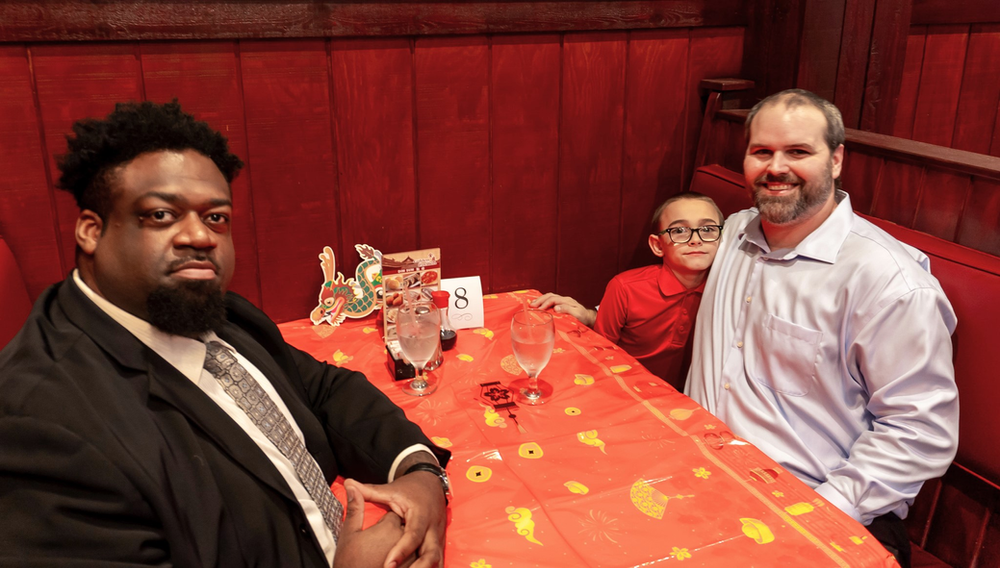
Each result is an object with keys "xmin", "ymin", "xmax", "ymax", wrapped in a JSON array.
[{"xmin": 0, "ymin": 101, "xmax": 450, "ymax": 568}]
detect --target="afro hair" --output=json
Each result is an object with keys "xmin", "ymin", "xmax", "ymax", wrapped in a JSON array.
[{"xmin": 56, "ymin": 100, "xmax": 244, "ymax": 219}]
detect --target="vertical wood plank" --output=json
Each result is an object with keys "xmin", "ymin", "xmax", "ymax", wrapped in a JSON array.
[
  {"xmin": 330, "ymin": 38, "xmax": 417, "ymax": 261},
  {"xmin": 833, "ymin": 0, "xmax": 876, "ymax": 129},
  {"xmin": 952, "ymin": 24, "xmax": 1000, "ymax": 154},
  {"xmin": 912, "ymin": 170, "xmax": 971, "ymax": 241},
  {"xmin": 140, "ymin": 41, "xmax": 261, "ymax": 306},
  {"xmin": 839, "ymin": 149, "xmax": 883, "ymax": 215},
  {"xmin": 893, "ymin": 27, "xmax": 926, "ymax": 139},
  {"xmin": 682, "ymin": 28, "xmax": 744, "ymax": 190},
  {"xmin": 796, "ymin": 0, "xmax": 845, "ymax": 103},
  {"xmin": 31, "ymin": 42, "xmax": 144, "ymax": 276},
  {"xmin": 413, "ymin": 37, "xmax": 491, "ymax": 288},
  {"xmin": 956, "ymin": 178, "xmax": 1000, "ymax": 256},
  {"xmin": 491, "ymin": 35, "xmax": 560, "ymax": 293},
  {"xmin": 557, "ymin": 32, "xmax": 627, "ymax": 308},
  {"xmin": 239, "ymin": 39, "xmax": 337, "ymax": 322},
  {"xmin": 621, "ymin": 29, "xmax": 689, "ymax": 272},
  {"xmin": 910, "ymin": 25, "xmax": 969, "ymax": 147},
  {"xmin": 860, "ymin": 0, "xmax": 913, "ymax": 135},
  {"xmin": 870, "ymin": 159, "xmax": 923, "ymax": 227},
  {"xmin": 0, "ymin": 45, "xmax": 63, "ymax": 299}
]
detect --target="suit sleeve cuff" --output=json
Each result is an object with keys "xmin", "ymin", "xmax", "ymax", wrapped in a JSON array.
[
  {"xmin": 814, "ymin": 482, "xmax": 863, "ymax": 524},
  {"xmin": 388, "ymin": 444, "xmax": 438, "ymax": 482}
]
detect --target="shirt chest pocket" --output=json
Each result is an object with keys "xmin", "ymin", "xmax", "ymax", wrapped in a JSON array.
[{"xmin": 749, "ymin": 314, "xmax": 823, "ymax": 396}]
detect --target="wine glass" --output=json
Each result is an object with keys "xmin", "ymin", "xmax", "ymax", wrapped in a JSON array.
[
  {"xmin": 509, "ymin": 309, "xmax": 555, "ymax": 405},
  {"xmin": 396, "ymin": 301, "xmax": 442, "ymax": 397}
]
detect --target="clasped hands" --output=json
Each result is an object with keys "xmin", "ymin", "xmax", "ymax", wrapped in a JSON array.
[{"xmin": 333, "ymin": 468, "xmax": 447, "ymax": 568}]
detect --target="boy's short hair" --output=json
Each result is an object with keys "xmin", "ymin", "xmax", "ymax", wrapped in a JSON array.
[{"xmin": 650, "ymin": 192, "xmax": 724, "ymax": 233}]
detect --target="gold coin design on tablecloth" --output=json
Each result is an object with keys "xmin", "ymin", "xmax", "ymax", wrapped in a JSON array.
[
  {"xmin": 505, "ymin": 506, "xmax": 543, "ymax": 545},
  {"xmin": 668, "ymin": 408, "xmax": 694, "ymax": 420},
  {"xmin": 739, "ymin": 518, "xmax": 775, "ymax": 544},
  {"xmin": 576, "ymin": 430, "xmax": 607, "ymax": 454},
  {"xmin": 573, "ymin": 374, "xmax": 595, "ymax": 385},
  {"xmin": 609, "ymin": 364, "xmax": 632, "ymax": 373},
  {"xmin": 501, "ymin": 355, "xmax": 524, "ymax": 376},
  {"xmin": 564, "ymin": 407, "xmax": 581, "ymax": 416},
  {"xmin": 466, "ymin": 465, "xmax": 492, "ymax": 483},
  {"xmin": 518, "ymin": 442, "xmax": 543, "ymax": 459},
  {"xmin": 482, "ymin": 405, "xmax": 507, "ymax": 429},
  {"xmin": 457, "ymin": 353, "xmax": 474, "ymax": 362},
  {"xmin": 431, "ymin": 436, "xmax": 453, "ymax": 448},
  {"xmin": 629, "ymin": 479, "xmax": 693, "ymax": 520}
]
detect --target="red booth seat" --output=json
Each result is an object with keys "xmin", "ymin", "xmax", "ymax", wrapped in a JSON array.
[{"xmin": 0, "ymin": 237, "xmax": 32, "ymax": 350}]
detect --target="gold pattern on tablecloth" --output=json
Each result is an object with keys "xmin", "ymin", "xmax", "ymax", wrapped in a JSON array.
[
  {"xmin": 563, "ymin": 481, "xmax": 589, "ymax": 494},
  {"xmin": 671, "ymin": 547, "xmax": 692, "ymax": 561},
  {"xmin": 849, "ymin": 536, "xmax": 866, "ymax": 545},
  {"xmin": 500, "ymin": 355, "xmax": 524, "ymax": 376},
  {"xmin": 564, "ymin": 407, "xmax": 581, "ymax": 416},
  {"xmin": 576, "ymin": 430, "xmax": 606, "ymax": 454},
  {"xmin": 505, "ymin": 506, "xmax": 543, "ymax": 545},
  {"xmin": 482, "ymin": 405, "xmax": 507, "ymax": 429},
  {"xmin": 578, "ymin": 510, "xmax": 620, "ymax": 544},
  {"xmin": 785, "ymin": 499, "xmax": 824, "ymax": 515},
  {"xmin": 669, "ymin": 408, "xmax": 694, "ymax": 420},
  {"xmin": 431, "ymin": 436, "xmax": 452, "ymax": 448},
  {"xmin": 740, "ymin": 518, "xmax": 775, "ymax": 544},
  {"xmin": 573, "ymin": 374, "xmax": 595, "ymax": 385},
  {"xmin": 457, "ymin": 353, "xmax": 474, "ymax": 362},
  {"xmin": 609, "ymin": 364, "xmax": 631, "ymax": 373},
  {"xmin": 312, "ymin": 325, "xmax": 336, "ymax": 338},
  {"xmin": 693, "ymin": 467, "xmax": 711, "ymax": 479},
  {"xmin": 466, "ymin": 466, "xmax": 492, "ymax": 483},
  {"xmin": 362, "ymin": 326, "xmax": 378, "ymax": 334},
  {"xmin": 473, "ymin": 328, "xmax": 494, "ymax": 339},
  {"xmin": 332, "ymin": 350, "xmax": 352, "ymax": 366},
  {"xmin": 629, "ymin": 479, "xmax": 693, "ymax": 520},
  {"xmin": 470, "ymin": 559, "xmax": 492, "ymax": 568},
  {"xmin": 518, "ymin": 442, "xmax": 543, "ymax": 459}
]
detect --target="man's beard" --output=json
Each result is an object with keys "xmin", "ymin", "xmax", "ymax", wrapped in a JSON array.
[
  {"xmin": 752, "ymin": 163, "xmax": 834, "ymax": 225},
  {"xmin": 147, "ymin": 280, "xmax": 226, "ymax": 336}
]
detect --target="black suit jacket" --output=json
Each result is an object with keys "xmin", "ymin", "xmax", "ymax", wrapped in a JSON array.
[{"xmin": 0, "ymin": 277, "xmax": 448, "ymax": 567}]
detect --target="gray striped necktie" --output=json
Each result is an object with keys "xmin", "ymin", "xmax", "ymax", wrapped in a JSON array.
[{"xmin": 203, "ymin": 340, "xmax": 343, "ymax": 541}]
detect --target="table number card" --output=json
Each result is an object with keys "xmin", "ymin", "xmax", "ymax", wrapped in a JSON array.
[{"xmin": 440, "ymin": 276, "xmax": 484, "ymax": 330}]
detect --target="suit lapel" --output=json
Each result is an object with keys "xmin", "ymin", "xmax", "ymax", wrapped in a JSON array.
[{"xmin": 58, "ymin": 278, "xmax": 297, "ymax": 502}]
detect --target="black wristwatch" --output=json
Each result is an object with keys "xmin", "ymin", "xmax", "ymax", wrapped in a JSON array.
[{"xmin": 403, "ymin": 462, "xmax": 452, "ymax": 505}]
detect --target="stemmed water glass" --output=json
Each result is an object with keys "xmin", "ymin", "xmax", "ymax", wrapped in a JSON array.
[
  {"xmin": 396, "ymin": 300, "xmax": 442, "ymax": 397},
  {"xmin": 509, "ymin": 309, "xmax": 556, "ymax": 405}
]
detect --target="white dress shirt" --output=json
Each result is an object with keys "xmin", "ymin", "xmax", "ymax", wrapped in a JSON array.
[
  {"xmin": 74, "ymin": 271, "xmax": 434, "ymax": 565},
  {"xmin": 685, "ymin": 191, "xmax": 959, "ymax": 525}
]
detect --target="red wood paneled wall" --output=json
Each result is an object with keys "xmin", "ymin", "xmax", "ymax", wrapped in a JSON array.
[
  {"xmin": 0, "ymin": 30, "xmax": 743, "ymax": 322},
  {"xmin": 894, "ymin": 24, "xmax": 1000, "ymax": 156}
]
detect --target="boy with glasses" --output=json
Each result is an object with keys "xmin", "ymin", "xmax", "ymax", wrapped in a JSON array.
[{"xmin": 532, "ymin": 193, "xmax": 723, "ymax": 390}]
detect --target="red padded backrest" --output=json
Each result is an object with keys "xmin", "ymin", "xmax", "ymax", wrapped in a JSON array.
[
  {"xmin": 0, "ymin": 237, "xmax": 32, "ymax": 349},
  {"xmin": 689, "ymin": 164, "xmax": 752, "ymax": 218}
]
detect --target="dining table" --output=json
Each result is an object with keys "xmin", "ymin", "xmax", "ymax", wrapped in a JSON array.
[{"xmin": 278, "ymin": 290, "xmax": 898, "ymax": 568}]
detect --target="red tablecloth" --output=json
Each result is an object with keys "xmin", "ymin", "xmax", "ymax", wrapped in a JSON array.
[{"xmin": 279, "ymin": 290, "xmax": 898, "ymax": 568}]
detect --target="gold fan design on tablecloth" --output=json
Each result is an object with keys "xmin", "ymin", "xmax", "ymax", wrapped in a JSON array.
[{"xmin": 629, "ymin": 479, "xmax": 694, "ymax": 520}]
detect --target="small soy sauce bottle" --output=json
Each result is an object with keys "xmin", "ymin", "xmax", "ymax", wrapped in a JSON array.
[{"xmin": 430, "ymin": 290, "xmax": 457, "ymax": 351}]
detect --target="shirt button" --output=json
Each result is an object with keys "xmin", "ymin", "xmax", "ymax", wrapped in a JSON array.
[
  {"xmin": 745, "ymin": 296, "xmax": 752, "ymax": 303},
  {"xmin": 736, "ymin": 341, "xmax": 744, "ymax": 348},
  {"xmin": 724, "ymin": 383, "xmax": 731, "ymax": 390}
]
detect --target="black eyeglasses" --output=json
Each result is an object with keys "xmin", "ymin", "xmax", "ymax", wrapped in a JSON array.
[{"xmin": 655, "ymin": 225, "xmax": 724, "ymax": 243}]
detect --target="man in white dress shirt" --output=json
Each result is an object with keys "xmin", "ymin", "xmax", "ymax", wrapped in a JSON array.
[
  {"xmin": 0, "ymin": 101, "xmax": 450, "ymax": 568},
  {"xmin": 685, "ymin": 89, "xmax": 959, "ymax": 568}
]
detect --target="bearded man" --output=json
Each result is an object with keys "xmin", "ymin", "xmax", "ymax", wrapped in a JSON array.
[
  {"xmin": 685, "ymin": 89, "xmax": 959, "ymax": 568},
  {"xmin": 0, "ymin": 101, "xmax": 450, "ymax": 568}
]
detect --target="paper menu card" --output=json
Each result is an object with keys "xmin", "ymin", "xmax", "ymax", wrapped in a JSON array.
[{"xmin": 381, "ymin": 247, "xmax": 441, "ymax": 341}]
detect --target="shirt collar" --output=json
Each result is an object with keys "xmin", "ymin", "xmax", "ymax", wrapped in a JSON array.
[
  {"xmin": 657, "ymin": 263, "xmax": 704, "ymax": 296},
  {"xmin": 72, "ymin": 270, "xmax": 217, "ymax": 384},
  {"xmin": 738, "ymin": 190, "xmax": 853, "ymax": 264}
]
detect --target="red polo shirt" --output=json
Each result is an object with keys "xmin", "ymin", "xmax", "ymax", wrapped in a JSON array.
[{"xmin": 593, "ymin": 264, "xmax": 704, "ymax": 390}]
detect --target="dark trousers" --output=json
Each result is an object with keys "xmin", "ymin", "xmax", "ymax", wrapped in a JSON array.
[{"xmin": 866, "ymin": 512, "xmax": 912, "ymax": 568}]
